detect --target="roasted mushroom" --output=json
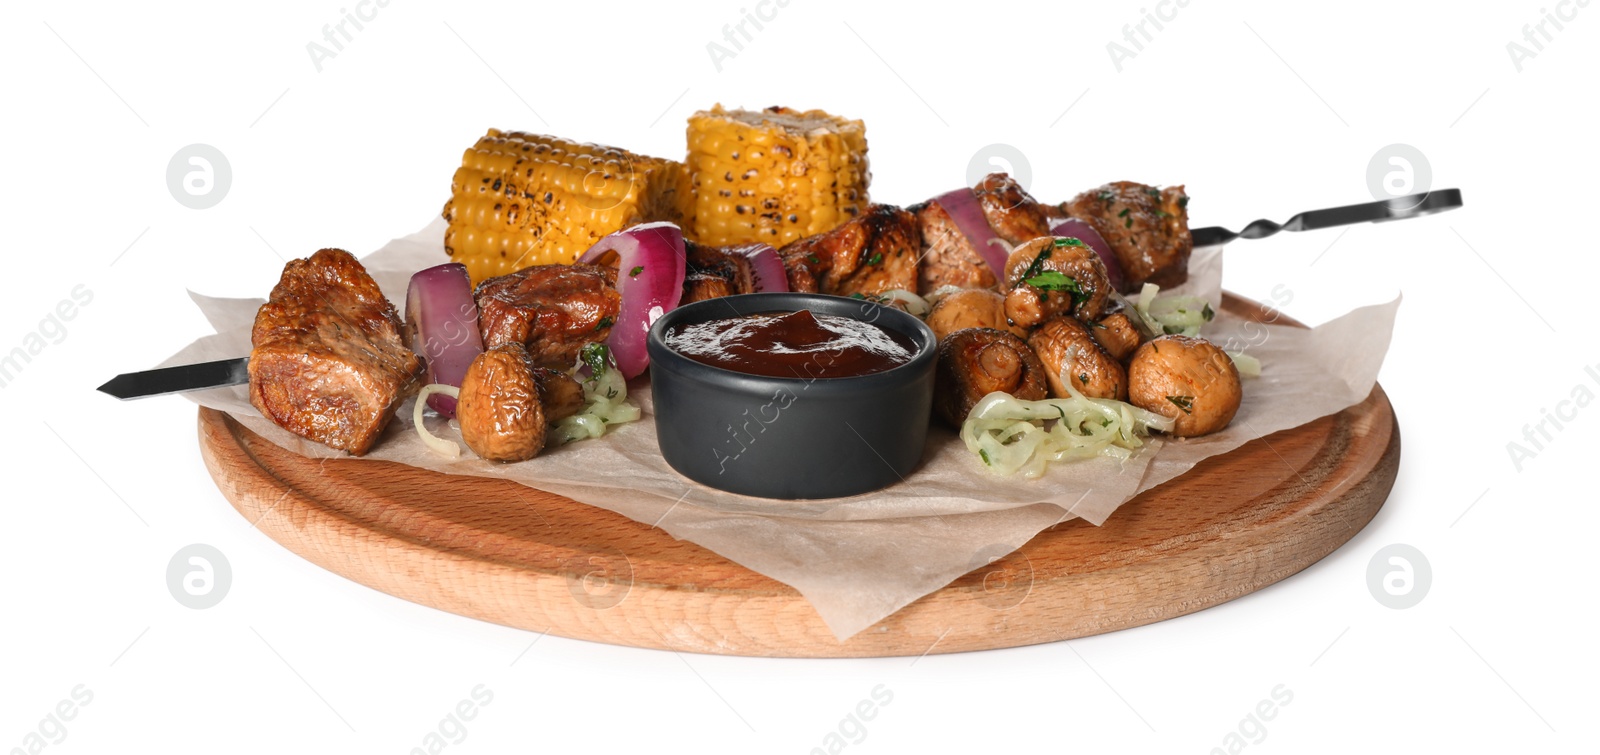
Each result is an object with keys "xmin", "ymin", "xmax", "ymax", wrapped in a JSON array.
[
  {"xmin": 457, "ymin": 343, "xmax": 546, "ymax": 462},
  {"xmin": 926, "ymin": 289, "xmax": 1025, "ymax": 342},
  {"xmin": 934, "ymin": 328, "xmax": 1049, "ymax": 427},
  {"xmin": 1126, "ymin": 335, "xmax": 1241, "ymax": 437},
  {"xmin": 1027, "ymin": 317, "xmax": 1127, "ymax": 401},
  {"xmin": 1090, "ymin": 310, "xmax": 1144, "ymax": 363},
  {"xmin": 1002, "ymin": 236, "xmax": 1112, "ymax": 330}
]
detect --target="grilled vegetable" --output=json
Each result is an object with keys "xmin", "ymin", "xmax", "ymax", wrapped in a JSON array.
[
  {"xmin": 683, "ymin": 105, "xmax": 869, "ymax": 248},
  {"xmin": 442, "ymin": 130, "xmax": 685, "ymax": 283}
]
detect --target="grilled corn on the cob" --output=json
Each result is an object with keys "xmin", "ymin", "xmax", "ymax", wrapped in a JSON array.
[
  {"xmin": 683, "ymin": 105, "xmax": 870, "ymax": 248},
  {"xmin": 442, "ymin": 130, "xmax": 685, "ymax": 283}
]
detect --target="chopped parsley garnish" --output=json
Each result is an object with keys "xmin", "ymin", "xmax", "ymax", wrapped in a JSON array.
[
  {"xmin": 1100, "ymin": 417, "xmax": 1113, "ymax": 427},
  {"xmin": 1202, "ymin": 303, "xmax": 1215, "ymax": 321},
  {"xmin": 1021, "ymin": 246, "xmax": 1053, "ymax": 280},
  {"xmin": 1145, "ymin": 187, "xmax": 1161, "ymax": 198},
  {"xmin": 1124, "ymin": 216, "xmax": 1134, "ymax": 229},
  {"xmin": 1154, "ymin": 209, "xmax": 1172, "ymax": 218},
  {"xmin": 1177, "ymin": 195, "xmax": 1189, "ymax": 209},
  {"xmin": 1117, "ymin": 208, "xmax": 1131, "ymax": 218},
  {"xmin": 979, "ymin": 448, "xmax": 992, "ymax": 466},
  {"xmin": 595, "ymin": 316, "xmax": 615, "ymax": 331},
  {"xmin": 849, "ymin": 292, "xmax": 867, "ymax": 300},
  {"xmin": 1023, "ymin": 270, "xmax": 1082, "ymax": 294},
  {"xmin": 1166, "ymin": 395, "xmax": 1194, "ymax": 414},
  {"xmin": 1098, "ymin": 190, "xmax": 1115, "ymax": 202},
  {"xmin": 581, "ymin": 342, "xmax": 610, "ymax": 377},
  {"xmin": 629, "ymin": 265, "xmax": 644, "ymax": 277},
  {"xmin": 867, "ymin": 252, "xmax": 884, "ymax": 265},
  {"xmin": 806, "ymin": 254, "xmax": 821, "ymax": 265},
  {"xmin": 1078, "ymin": 373, "xmax": 1089, "ymax": 385},
  {"xmin": 1053, "ymin": 237, "xmax": 1086, "ymax": 248}
]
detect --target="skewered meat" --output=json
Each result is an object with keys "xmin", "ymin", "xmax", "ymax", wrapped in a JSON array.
[
  {"xmin": 1002, "ymin": 236, "xmax": 1112, "ymax": 329},
  {"xmin": 926, "ymin": 289, "xmax": 1025, "ymax": 342},
  {"xmin": 1127, "ymin": 335, "xmax": 1241, "ymax": 437},
  {"xmin": 780, "ymin": 204, "xmax": 919, "ymax": 296},
  {"xmin": 910, "ymin": 173, "xmax": 1052, "ymax": 293},
  {"xmin": 1061, "ymin": 181, "xmax": 1191, "ymax": 292},
  {"xmin": 681, "ymin": 240, "xmax": 756, "ymax": 303},
  {"xmin": 248, "ymin": 248, "xmax": 423, "ymax": 455},
  {"xmin": 934, "ymin": 328, "xmax": 1049, "ymax": 427},
  {"xmin": 475, "ymin": 263, "xmax": 621, "ymax": 369},
  {"xmin": 457, "ymin": 343, "xmax": 546, "ymax": 462},
  {"xmin": 1027, "ymin": 317, "xmax": 1127, "ymax": 401}
]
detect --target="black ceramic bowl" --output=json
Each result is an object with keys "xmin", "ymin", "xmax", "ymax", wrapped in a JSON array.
[{"xmin": 647, "ymin": 292, "xmax": 937, "ymax": 499}]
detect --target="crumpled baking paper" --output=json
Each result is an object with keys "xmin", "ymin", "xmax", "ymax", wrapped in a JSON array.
[{"xmin": 163, "ymin": 218, "xmax": 1397, "ymax": 640}]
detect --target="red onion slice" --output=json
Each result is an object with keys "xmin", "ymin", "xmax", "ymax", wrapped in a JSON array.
[
  {"xmin": 578, "ymin": 221, "xmax": 687, "ymax": 379},
  {"xmin": 934, "ymin": 187, "xmax": 1008, "ymax": 279},
  {"xmin": 724, "ymin": 242, "xmax": 789, "ymax": 293},
  {"xmin": 1049, "ymin": 217, "xmax": 1126, "ymax": 291},
  {"xmin": 405, "ymin": 262, "xmax": 483, "ymax": 418}
]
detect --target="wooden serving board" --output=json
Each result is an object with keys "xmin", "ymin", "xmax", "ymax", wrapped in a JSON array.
[{"xmin": 198, "ymin": 294, "xmax": 1399, "ymax": 658}]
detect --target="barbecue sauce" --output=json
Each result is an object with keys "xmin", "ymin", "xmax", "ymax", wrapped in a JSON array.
[{"xmin": 664, "ymin": 309, "xmax": 917, "ymax": 378}]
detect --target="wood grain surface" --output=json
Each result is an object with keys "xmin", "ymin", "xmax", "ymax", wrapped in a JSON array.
[{"xmin": 198, "ymin": 293, "xmax": 1400, "ymax": 658}]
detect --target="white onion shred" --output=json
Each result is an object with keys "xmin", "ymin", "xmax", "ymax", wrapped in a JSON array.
[
  {"xmin": 960, "ymin": 381, "xmax": 1175, "ymax": 478},
  {"xmin": 922, "ymin": 285, "xmax": 967, "ymax": 308},
  {"xmin": 1228, "ymin": 351, "xmax": 1262, "ymax": 378},
  {"xmin": 876, "ymin": 289, "xmax": 931, "ymax": 318},
  {"xmin": 551, "ymin": 346, "xmax": 642, "ymax": 446},
  {"xmin": 413, "ymin": 384, "xmax": 463, "ymax": 459}
]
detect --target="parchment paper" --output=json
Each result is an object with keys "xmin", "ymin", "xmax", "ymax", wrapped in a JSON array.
[{"xmin": 165, "ymin": 218, "xmax": 1398, "ymax": 640}]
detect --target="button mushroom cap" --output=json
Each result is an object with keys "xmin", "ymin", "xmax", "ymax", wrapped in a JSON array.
[
  {"xmin": 457, "ymin": 343, "xmax": 546, "ymax": 462},
  {"xmin": 1126, "ymin": 335, "xmax": 1241, "ymax": 437},
  {"xmin": 926, "ymin": 288, "xmax": 1027, "ymax": 342},
  {"xmin": 934, "ymin": 327, "xmax": 1050, "ymax": 427},
  {"xmin": 1090, "ymin": 310, "xmax": 1144, "ymax": 363},
  {"xmin": 1028, "ymin": 317, "xmax": 1127, "ymax": 401},
  {"xmin": 1002, "ymin": 237, "xmax": 1112, "ymax": 330}
]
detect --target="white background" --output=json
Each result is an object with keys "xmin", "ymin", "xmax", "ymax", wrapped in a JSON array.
[{"xmin": 1, "ymin": 0, "xmax": 1595, "ymax": 752}]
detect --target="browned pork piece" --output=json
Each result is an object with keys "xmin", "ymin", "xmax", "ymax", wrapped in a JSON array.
[
  {"xmin": 779, "ymin": 204, "xmax": 919, "ymax": 297},
  {"xmin": 1061, "ymin": 181, "xmax": 1192, "ymax": 292},
  {"xmin": 910, "ymin": 173, "xmax": 1053, "ymax": 293},
  {"xmin": 1028, "ymin": 317, "xmax": 1127, "ymax": 401},
  {"xmin": 934, "ymin": 328, "xmax": 1049, "ymax": 427},
  {"xmin": 248, "ymin": 248, "xmax": 423, "ymax": 455},
  {"xmin": 1001, "ymin": 236, "xmax": 1112, "ymax": 330},
  {"xmin": 681, "ymin": 240, "xmax": 757, "ymax": 304},
  {"xmin": 475, "ymin": 264, "xmax": 621, "ymax": 369}
]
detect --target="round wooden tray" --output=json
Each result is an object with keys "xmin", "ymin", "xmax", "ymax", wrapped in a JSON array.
[{"xmin": 198, "ymin": 294, "xmax": 1399, "ymax": 658}]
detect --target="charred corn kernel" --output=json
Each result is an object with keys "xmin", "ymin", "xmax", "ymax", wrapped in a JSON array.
[
  {"xmin": 441, "ymin": 129, "xmax": 685, "ymax": 283},
  {"xmin": 683, "ymin": 105, "xmax": 869, "ymax": 248}
]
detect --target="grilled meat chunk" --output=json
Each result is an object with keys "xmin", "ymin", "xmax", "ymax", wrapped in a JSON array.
[
  {"xmin": 780, "ymin": 204, "xmax": 919, "ymax": 296},
  {"xmin": 1061, "ymin": 181, "xmax": 1191, "ymax": 292},
  {"xmin": 1002, "ymin": 236, "xmax": 1113, "ymax": 329},
  {"xmin": 475, "ymin": 264, "xmax": 621, "ymax": 369},
  {"xmin": 681, "ymin": 240, "xmax": 757, "ymax": 303},
  {"xmin": 533, "ymin": 367, "xmax": 585, "ymax": 423},
  {"xmin": 910, "ymin": 173, "xmax": 1052, "ymax": 294},
  {"xmin": 934, "ymin": 328, "xmax": 1049, "ymax": 427},
  {"xmin": 248, "ymin": 248, "xmax": 423, "ymax": 455},
  {"xmin": 1028, "ymin": 317, "xmax": 1127, "ymax": 401}
]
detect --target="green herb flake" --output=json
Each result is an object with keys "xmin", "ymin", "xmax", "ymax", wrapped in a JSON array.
[
  {"xmin": 629, "ymin": 265, "xmax": 644, "ymax": 277},
  {"xmin": 806, "ymin": 254, "xmax": 821, "ymax": 265},
  {"xmin": 1021, "ymin": 247, "xmax": 1053, "ymax": 280},
  {"xmin": 849, "ymin": 292, "xmax": 867, "ymax": 300},
  {"xmin": 1098, "ymin": 190, "xmax": 1115, "ymax": 202},
  {"xmin": 1117, "ymin": 208, "xmax": 1131, "ymax": 218},
  {"xmin": 867, "ymin": 252, "xmax": 884, "ymax": 265},
  {"xmin": 1177, "ymin": 195, "xmax": 1190, "ymax": 209},
  {"xmin": 1053, "ymin": 237, "xmax": 1086, "ymax": 248},
  {"xmin": 979, "ymin": 448, "xmax": 992, "ymax": 466},
  {"xmin": 595, "ymin": 316, "xmax": 615, "ymax": 331},
  {"xmin": 1078, "ymin": 373, "xmax": 1089, "ymax": 385},
  {"xmin": 581, "ymin": 343, "xmax": 610, "ymax": 378},
  {"xmin": 1100, "ymin": 417, "xmax": 1113, "ymax": 427},
  {"xmin": 1145, "ymin": 187, "xmax": 1161, "ymax": 198},
  {"xmin": 1166, "ymin": 395, "xmax": 1194, "ymax": 414},
  {"xmin": 1023, "ymin": 270, "xmax": 1082, "ymax": 294},
  {"xmin": 1202, "ymin": 303, "xmax": 1215, "ymax": 321},
  {"xmin": 1124, "ymin": 216, "xmax": 1134, "ymax": 229}
]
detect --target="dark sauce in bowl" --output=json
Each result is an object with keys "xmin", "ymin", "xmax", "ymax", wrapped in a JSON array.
[{"xmin": 662, "ymin": 309, "xmax": 918, "ymax": 379}]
